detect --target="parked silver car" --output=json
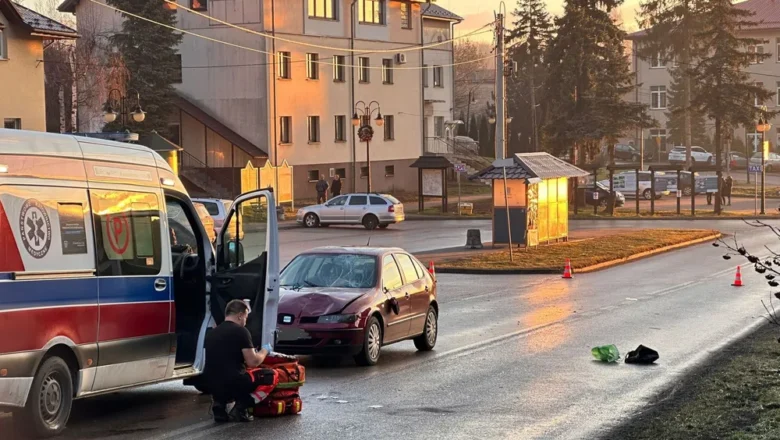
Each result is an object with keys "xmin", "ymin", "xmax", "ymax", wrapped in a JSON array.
[
  {"xmin": 297, "ymin": 193, "xmax": 405, "ymax": 230},
  {"xmin": 749, "ymin": 152, "xmax": 780, "ymax": 172},
  {"xmin": 192, "ymin": 197, "xmax": 244, "ymax": 239}
]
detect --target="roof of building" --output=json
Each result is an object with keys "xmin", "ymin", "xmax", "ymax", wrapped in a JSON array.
[
  {"xmin": 409, "ymin": 155, "xmax": 454, "ymax": 169},
  {"xmin": 470, "ymin": 153, "xmax": 589, "ymax": 181},
  {"xmin": 0, "ymin": 1, "xmax": 78, "ymax": 38},
  {"xmin": 174, "ymin": 93, "xmax": 268, "ymax": 159},
  {"xmin": 422, "ymin": 4, "xmax": 463, "ymax": 22},
  {"xmin": 629, "ymin": 0, "xmax": 779, "ymax": 38}
]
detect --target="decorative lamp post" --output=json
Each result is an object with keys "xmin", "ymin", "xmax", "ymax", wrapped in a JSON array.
[
  {"xmin": 352, "ymin": 101, "xmax": 383, "ymax": 192},
  {"xmin": 757, "ymin": 109, "xmax": 771, "ymax": 215},
  {"xmin": 103, "ymin": 89, "xmax": 146, "ymax": 129}
]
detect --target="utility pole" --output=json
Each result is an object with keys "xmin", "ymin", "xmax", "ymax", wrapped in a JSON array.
[{"xmin": 495, "ymin": 12, "xmax": 506, "ymax": 160}]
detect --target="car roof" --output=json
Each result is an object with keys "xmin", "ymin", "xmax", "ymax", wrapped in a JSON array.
[{"xmin": 300, "ymin": 246, "xmax": 407, "ymax": 256}]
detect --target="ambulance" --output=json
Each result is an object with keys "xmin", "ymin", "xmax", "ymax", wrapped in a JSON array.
[{"xmin": 0, "ymin": 129, "xmax": 280, "ymax": 437}]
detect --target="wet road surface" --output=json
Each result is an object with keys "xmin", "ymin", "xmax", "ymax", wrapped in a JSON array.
[{"xmin": 3, "ymin": 219, "xmax": 774, "ymax": 439}]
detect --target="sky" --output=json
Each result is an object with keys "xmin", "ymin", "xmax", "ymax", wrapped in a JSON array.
[{"xmin": 442, "ymin": 0, "xmax": 642, "ymax": 39}]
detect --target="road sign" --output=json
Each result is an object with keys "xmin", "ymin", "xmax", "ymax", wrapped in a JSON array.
[
  {"xmin": 454, "ymin": 164, "xmax": 467, "ymax": 173},
  {"xmin": 749, "ymin": 164, "xmax": 763, "ymax": 173},
  {"xmin": 593, "ymin": 191, "xmax": 599, "ymax": 200},
  {"xmin": 676, "ymin": 189, "xmax": 682, "ymax": 198}
]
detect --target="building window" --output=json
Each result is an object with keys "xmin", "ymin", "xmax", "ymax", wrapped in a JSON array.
[
  {"xmin": 650, "ymin": 85, "xmax": 667, "ymax": 109},
  {"xmin": 3, "ymin": 118, "xmax": 21, "ymax": 129},
  {"xmin": 382, "ymin": 59, "xmax": 394, "ymax": 84},
  {"xmin": 385, "ymin": 165, "xmax": 395, "ymax": 177},
  {"xmin": 650, "ymin": 52, "xmax": 664, "ymax": 68},
  {"xmin": 307, "ymin": 116, "xmax": 321, "ymax": 143},
  {"xmin": 167, "ymin": 123, "xmax": 181, "ymax": 145},
  {"xmin": 359, "ymin": 0, "xmax": 385, "ymax": 24},
  {"xmin": 333, "ymin": 55, "xmax": 346, "ymax": 82},
  {"xmin": 191, "ymin": 0, "xmax": 207, "ymax": 11},
  {"xmin": 755, "ymin": 82, "xmax": 764, "ymax": 106},
  {"xmin": 306, "ymin": 53, "xmax": 319, "ymax": 80},
  {"xmin": 433, "ymin": 66, "xmax": 443, "ymax": 87},
  {"xmin": 423, "ymin": 65, "xmax": 429, "ymax": 88},
  {"xmin": 278, "ymin": 51, "xmax": 291, "ymax": 79},
  {"xmin": 360, "ymin": 166, "xmax": 369, "ymax": 178},
  {"xmin": 0, "ymin": 29, "xmax": 6, "ymax": 59},
  {"xmin": 335, "ymin": 115, "xmax": 346, "ymax": 141},
  {"xmin": 280, "ymin": 116, "xmax": 292, "ymax": 144},
  {"xmin": 383, "ymin": 115, "xmax": 394, "ymax": 140},
  {"xmin": 776, "ymin": 82, "xmax": 780, "ymax": 106},
  {"xmin": 777, "ymin": 38, "xmax": 780, "ymax": 62},
  {"xmin": 308, "ymin": 170, "xmax": 320, "ymax": 182},
  {"xmin": 749, "ymin": 44, "xmax": 765, "ymax": 64},
  {"xmin": 308, "ymin": 0, "xmax": 336, "ymax": 19},
  {"xmin": 91, "ymin": 190, "xmax": 162, "ymax": 277},
  {"xmin": 649, "ymin": 128, "xmax": 668, "ymax": 153},
  {"xmin": 400, "ymin": 2, "xmax": 411, "ymax": 29},
  {"xmin": 335, "ymin": 168, "xmax": 346, "ymax": 178},
  {"xmin": 359, "ymin": 57, "xmax": 370, "ymax": 83},
  {"xmin": 434, "ymin": 117, "xmax": 444, "ymax": 137},
  {"xmin": 173, "ymin": 54, "xmax": 182, "ymax": 83}
]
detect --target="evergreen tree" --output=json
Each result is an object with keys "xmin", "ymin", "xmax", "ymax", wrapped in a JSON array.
[
  {"xmin": 507, "ymin": 0, "xmax": 553, "ymax": 153},
  {"xmin": 544, "ymin": 0, "xmax": 653, "ymax": 162},
  {"xmin": 666, "ymin": 67, "xmax": 708, "ymax": 147},
  {"xmin": 691, "ymin": 0, "xmax": 773, "ymax": 214},
  {"xmin": 104, "ymin": 0, "xmax": 183, "ymax": 136},
  {"xmin": 639, "ymin": 0, "xmax": 705, "ymax": 166}
]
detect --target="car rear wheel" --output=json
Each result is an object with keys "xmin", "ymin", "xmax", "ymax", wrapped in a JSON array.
[
  {"xmin": 707, "ymin": 157, "xmax": 713, "ymax": 165},
  {"xmin": 362, "ymin": 215, "xmax": 379, "ymax": 230},
  {"xmin": 17, "ymin": 356, "xmax": 73, "ymax": 438},
  {"xmin": 642, "ymin": 189, "xmax": 653, "ymax": 200},
  {"xmin": 414, "ymin": 307, "xmax": 438, "ymax": 352},
  {"xmin": 355, "ymin": 316, "xmax": 382, "ymax": 366},
  {"xmin": 303, "ymin": 213, "xmax": 319, "ymax": 228}
]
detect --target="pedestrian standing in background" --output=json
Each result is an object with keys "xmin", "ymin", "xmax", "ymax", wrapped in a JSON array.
[
  {"xmin": 724, "ymin": 175, "xmax": 733, "ymax": 206},
  {"xmin": 720, "ymin": 176, "xmax": 728, "ymax": 206},
  {"xmin": 315, "ymin": 174, "xmax": 329, "ymax": 204},
  {"xmin": 331, "ymin": 174, "xmax": 342, "ymax": 198}
]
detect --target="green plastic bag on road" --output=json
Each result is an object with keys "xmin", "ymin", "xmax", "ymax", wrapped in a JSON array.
[{"xmin": 591, "ymin": 345, "xmax": 621, "ymax": 363}]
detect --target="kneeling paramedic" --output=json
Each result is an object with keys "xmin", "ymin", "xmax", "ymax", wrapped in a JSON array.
[{"xmin": 204, "ymin": 300, "xmax": 274, "ymax": 422}]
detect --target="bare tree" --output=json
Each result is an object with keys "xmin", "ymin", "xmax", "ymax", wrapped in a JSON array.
[{"xmin": 453, "ymin": 39, "xmax": 494, "ymax": 124}]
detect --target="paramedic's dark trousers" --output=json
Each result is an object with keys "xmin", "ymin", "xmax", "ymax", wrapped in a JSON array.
[{"xmin": 213, "ymin": 370, "xmax": 275, "ymax": 408}]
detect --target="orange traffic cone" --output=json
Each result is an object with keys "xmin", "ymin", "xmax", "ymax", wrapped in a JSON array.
[
  {"xmin": 732, "ymin": 266, "xmax": 743, "ymax": 287},
  {"xmin": 562, "ymin": 259, "xmax": 573, "ymax": 279},
  {"xmin": 429, "ymin": 261, "xmax": 436, "ymax": 279}
]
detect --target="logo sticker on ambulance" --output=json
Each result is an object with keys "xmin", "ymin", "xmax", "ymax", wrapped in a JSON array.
[{"xmin": 19, "ymin": 199, "xmax": 52, "ymax": 259}]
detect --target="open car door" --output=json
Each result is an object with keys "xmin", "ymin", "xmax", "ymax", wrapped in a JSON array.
[{"xmin": 211, "ymin": 190, "xmax": 279, "ymax": 348}]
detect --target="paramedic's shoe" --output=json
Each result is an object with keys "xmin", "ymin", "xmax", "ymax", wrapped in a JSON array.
[
  {"xmin": 229, "ymin": 406, "xmax": 254, "ymax": 422},
  {"xmin": 211, "ymin": 401, "xmax": 229, "ymax": 423}
]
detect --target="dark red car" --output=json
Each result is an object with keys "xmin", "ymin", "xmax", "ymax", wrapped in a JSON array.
[{"xmin": 276, "ymin": 247, "xmax": 439, "ymax": 366}]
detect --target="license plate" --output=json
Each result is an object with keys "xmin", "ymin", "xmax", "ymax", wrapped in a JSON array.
[{"xmin": 277, "ymin": 327, "xmax": 310, "ymax": 342}]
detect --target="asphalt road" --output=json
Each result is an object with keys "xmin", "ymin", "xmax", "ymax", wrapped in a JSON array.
[{"xmin": 3, "ymin": 219, "xmax": 775, "ymax": 440}]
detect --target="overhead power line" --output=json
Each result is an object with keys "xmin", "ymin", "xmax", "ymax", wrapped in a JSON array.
[
  {"xmin": 166, "ymin": 0, "xmax": 496, "ymax": 54},
  {"xmin": 88, "ymin": 0, "xmax": 495, "ymax": 71}
]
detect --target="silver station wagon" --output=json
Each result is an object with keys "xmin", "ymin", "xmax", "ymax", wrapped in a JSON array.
[{"xmin": 297, "ymin": 193, "xmax": 405, "ymax": 230}]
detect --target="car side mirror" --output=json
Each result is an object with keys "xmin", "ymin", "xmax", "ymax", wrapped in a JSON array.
[{"xmin": 387, "ymin": 297, "xmax": 400, "ymax": 315}]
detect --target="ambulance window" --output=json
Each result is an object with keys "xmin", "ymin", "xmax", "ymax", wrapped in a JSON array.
[
  {"xmin": 166, "ymin": 200, "xmax": 199, "ymax": 253},
  {"xmin": 90, "ymin": 190, "xmax": 162, "ymax": 277}
]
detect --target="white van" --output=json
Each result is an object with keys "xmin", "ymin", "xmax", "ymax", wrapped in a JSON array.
[
  {"xmin": 599, "ymin": 171, "xmax": 670, "ymax": 200},
  {"xmin": 0, "ymin": 129, "xmax": 280, "ymax": 437}
]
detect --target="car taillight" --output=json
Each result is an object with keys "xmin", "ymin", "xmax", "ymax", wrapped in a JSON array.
[{"xmin": 388, "ymin": 205, "xmax": 395, "ymax": 213}]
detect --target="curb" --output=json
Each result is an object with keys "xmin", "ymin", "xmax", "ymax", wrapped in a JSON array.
[
  {"xmin": 569, "ymin": 216, "xmax": 774, "ymax": 221},
  {"xmin": 405, "ymin": 215, "xmax": 491, "ymax": 221},
  {"xmin": 436, "ymin": 233, "xmax": 722, "ymax": 275}
]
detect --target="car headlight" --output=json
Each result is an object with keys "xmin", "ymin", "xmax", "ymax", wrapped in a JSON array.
[
  {"xmin": 317, "ymin": 314, "xmax": 359, "ymax": 324},
  {"xmin": 297, "ymin": 209, "xmax": 304, "ymax": 215}
]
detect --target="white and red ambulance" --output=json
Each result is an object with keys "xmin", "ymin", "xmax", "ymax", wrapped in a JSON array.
[{"xmin": 0, "ymin": 129, "xmax": 280, "ymax": 437}]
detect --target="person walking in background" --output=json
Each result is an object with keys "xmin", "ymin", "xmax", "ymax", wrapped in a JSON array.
[
  {"xmin": 315, "ymin": 174, "xmax": 329, "ymax": 204},
  {"xmin": 724, "ymin": 175, "xmax": 733, "ymax": 206},
  {"xmin": 720, "ymin": 176, "xmax": 728, "ymax": 207},
  {"xmin": 331, "ymin": 174, "xmax": 342, "ymax": 198}
]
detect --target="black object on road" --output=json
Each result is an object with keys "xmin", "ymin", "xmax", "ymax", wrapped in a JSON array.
[{"xmin": 625, "ymin": 345, "xmax": 659, "ymax": 364}]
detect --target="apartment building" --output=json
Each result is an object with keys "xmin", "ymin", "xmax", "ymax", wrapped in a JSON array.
[
  {"xmin": 1, "ymin": 0, "xmax": 78, "ymax": 132},
  {"xmin": 627, "ymin": 0, "xmax": 780, "ymax": 159}
]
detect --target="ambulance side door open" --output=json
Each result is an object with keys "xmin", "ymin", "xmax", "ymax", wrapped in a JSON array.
[{"xmin": 211, "ymin": 190, "xmax": 279, "ymax": 348}]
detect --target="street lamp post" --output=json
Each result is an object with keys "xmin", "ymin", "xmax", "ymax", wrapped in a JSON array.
[
  {"xmin": 352, "ymin": 101, "xmax": 383, "ymax": 192},
  {"xmin": 757, "ymin": 112, "xmax": 771, "ymax": 215},
  {"xmin": 103, "ymin": 89, "xmax": 146, "ymax": 129}
]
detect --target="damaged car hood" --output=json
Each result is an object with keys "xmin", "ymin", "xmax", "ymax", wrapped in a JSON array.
[{"xmin": 279, "ymin": 288, "xmax": 372, "ymax": 317}]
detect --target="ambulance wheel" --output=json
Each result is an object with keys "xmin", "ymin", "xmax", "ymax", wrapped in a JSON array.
[
  {"xmin": 18, "ymin": 356, "xmax": 73, "ymax": 438},
  {"xmin": 354, "ymin": 316, "xmax": 382, "ymax": 366},
  {"xmin": 414, "ymin": 307, "xmax": 438, "ymax": 351}
]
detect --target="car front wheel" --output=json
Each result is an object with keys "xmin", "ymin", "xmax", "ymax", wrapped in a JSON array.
[
  {"xmin": 642, "ymin": 189, "xmax": 653, "ymax": 200},
  {"xmin": 355, "ymin": 316, "xmax": 382, "ymax": 366},
  {"xmin": 17, "ymin": 356, "xmax": 73, "ymax": 438},
  {"xmin": 414, "ymin": 307, "xmax": 438, "ymax": 351},
  {"xmin": 303, "ymin": 213, "xmax": 319, "ymax": 228}
]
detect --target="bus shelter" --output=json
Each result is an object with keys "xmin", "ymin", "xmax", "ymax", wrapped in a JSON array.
[{"xmin": 470, "ymin": 153, "xmax": 588, "ymax": 247}]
